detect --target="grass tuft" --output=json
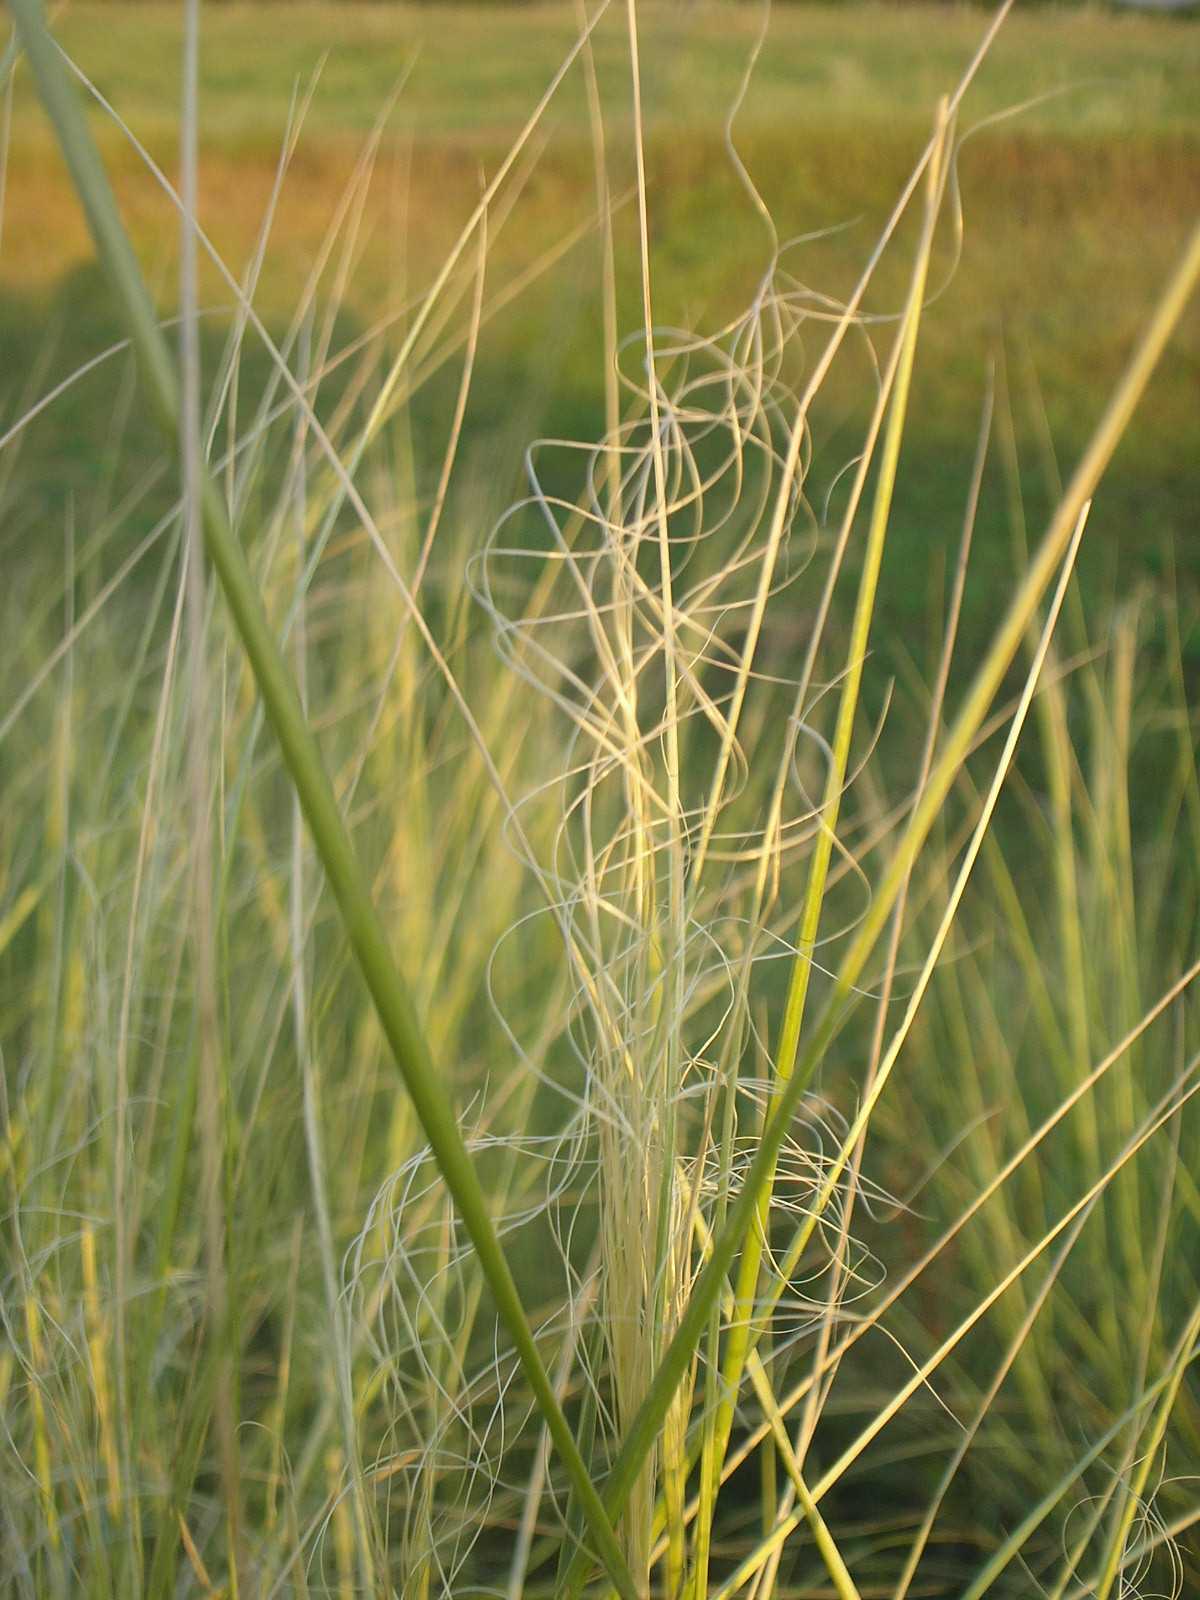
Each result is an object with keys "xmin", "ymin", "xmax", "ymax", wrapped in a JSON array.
[{"xmin": 3, "ymin": 1, "xmax": 1199, "ymax": 1596}]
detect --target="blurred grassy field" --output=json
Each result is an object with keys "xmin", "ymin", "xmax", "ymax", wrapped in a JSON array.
[
  {"xmin": 4, "ymin": 2, "xmax": 1199, "ymax": 647},
  {"xmin": 10, "ymin": 1, "xmax": 1200, "ymax": 150}
]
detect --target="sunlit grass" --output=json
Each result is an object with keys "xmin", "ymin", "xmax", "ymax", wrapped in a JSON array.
[{"xmin": 3, "ymin": 0, "xmax": 1200, "ymax": 1596}]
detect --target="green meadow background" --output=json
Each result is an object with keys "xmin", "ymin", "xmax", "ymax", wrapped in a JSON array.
[{"xmin": 6, "ymin": 2, "xmax": 1199, "ymax": 653}]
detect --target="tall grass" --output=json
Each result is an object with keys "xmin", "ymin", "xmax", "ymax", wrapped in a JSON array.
[{"xmin": 3, "ymin": 0, "xmax": 1199, "ymax": 1595}]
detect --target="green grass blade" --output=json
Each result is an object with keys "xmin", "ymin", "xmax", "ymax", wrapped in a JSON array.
[
  {"xmin": 560, "ymin": 209, "xmax": 1200, "ymax": 1599},
  {"xmin": 7, "ymin": 3, "xmax": 637, "ymax": 1591},
  {"xmin": 689, "ymin": 102, "xmax": 952, "ymax": 1600},
  {"xmin": 960, "ymin": 1314, "xmax": 1200, "ymax": 1600}
]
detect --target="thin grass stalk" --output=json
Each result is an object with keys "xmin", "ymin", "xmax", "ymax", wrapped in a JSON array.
[
  {"xmin": 287, "ymin": 318, "xmax": 378, "ymax": 1593},
  {"xmin": 695, "ymin": 952, "xmax": 1200, "ymax": 1544},
  {"xmin": 689, "ymin": 0, "xmax": 1018, "ymax": 907},
  {"xmin": 800, "ymin": 375, "xmax": 993, "ymax": 1479},
  {"xmin": 623, "ymin": 0, "xmax": 688, "ymax": 1581},
  {"xmin": 803, "ymin": 1081, "xmax": 1197, "ymax": 1499},
  {"xmin": 994, "ymin": 359, "xmax": 1116, "ymax": 1368},
  {"xmin": 8, "ymin": 4, "xmax": 638, "ymax": 1591},
  {"xmin": 682, "ymin": 159, "xmax": 928, "ymax": 1600},
  {"xmin": 689, "ymin": 1205, "xmax": 862, "ymax": 1600},
  {"xmin": 179, "ymin": 0, "xmax": 242, "ymax": 1585},
  {"xmin": 1091, "ymin": 1295, "xmax": 1200, "ymax": 1600},
  {"xmin": 715, "ymin": 1065, "xmax": 1200, "ymax": 1599},
  {"xmin": 731, "ymin": 499, "xmax": 1090, "ymax": 1366},
  {"xmin": 891, "ymin": 1203, "xmax": 1095, "ymax": 1600},
  {"xmin": 562, "ymin": 209, "xmax": 1200, "ymax": 1600},
  {"xmin": 1064, "ymin": 1508, "xmax": 1200, "ymax": 1600},
  {"xmin": 578, "ymin": 0, "xmax": 621, "ymax": 525},
  {"xmin": 630, "ymin": 947, "xmax": 1199, "ymax": 1589},
  {"xmin": 834, "ymin": 213, "xmax": 1200, "ymax": 1018},
  {"xmin": 48, "ymin": 29, "xmax": 611, "ymax": 954},
  {"xmin": 696, "ymin": 468, "xmax": 1085, "ymax": 1600},
  {"xmin": 745, "ymin": 1352, "xmax": 860, "ymax": 1600},
  {"xmin": 960, "ymin": 1297, "xmax": 1200, "ymax": 1600},
  {"xmin": 1037, "ymin": 1286, "xmax": 1166, "ymax": 1598},
  {"xmin": 689, "ymin": 99, "xmax": 952, "ymax": 1600},
  {"xmin": 1094, "ymin": 1061, "xmax": 1188, "ymax": 1600},
  {"xmin": 303, "ymin": 0, "xmax": 612, "ymax": 563},
  {"xmin": 507, "ymin": 1267, "xmax": 600, "ymax": 1600},
  {"xmin": 21, "ymin": 1291, "xmax": 61, "ymax": 1581},
  {"xmin": 79, "ymin": 1221, "xmax": 121, "ymax": 1526}
]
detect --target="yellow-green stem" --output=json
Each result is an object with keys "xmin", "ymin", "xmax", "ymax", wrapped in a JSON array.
[{"xmin": 8, "ymin": 3, "xmax": 637, "ymax": 1591}]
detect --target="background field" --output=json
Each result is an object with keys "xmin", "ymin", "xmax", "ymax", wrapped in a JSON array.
[{"xmin": 5, "ymin": 2, "xmax": 1199, "ymax": 650}]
